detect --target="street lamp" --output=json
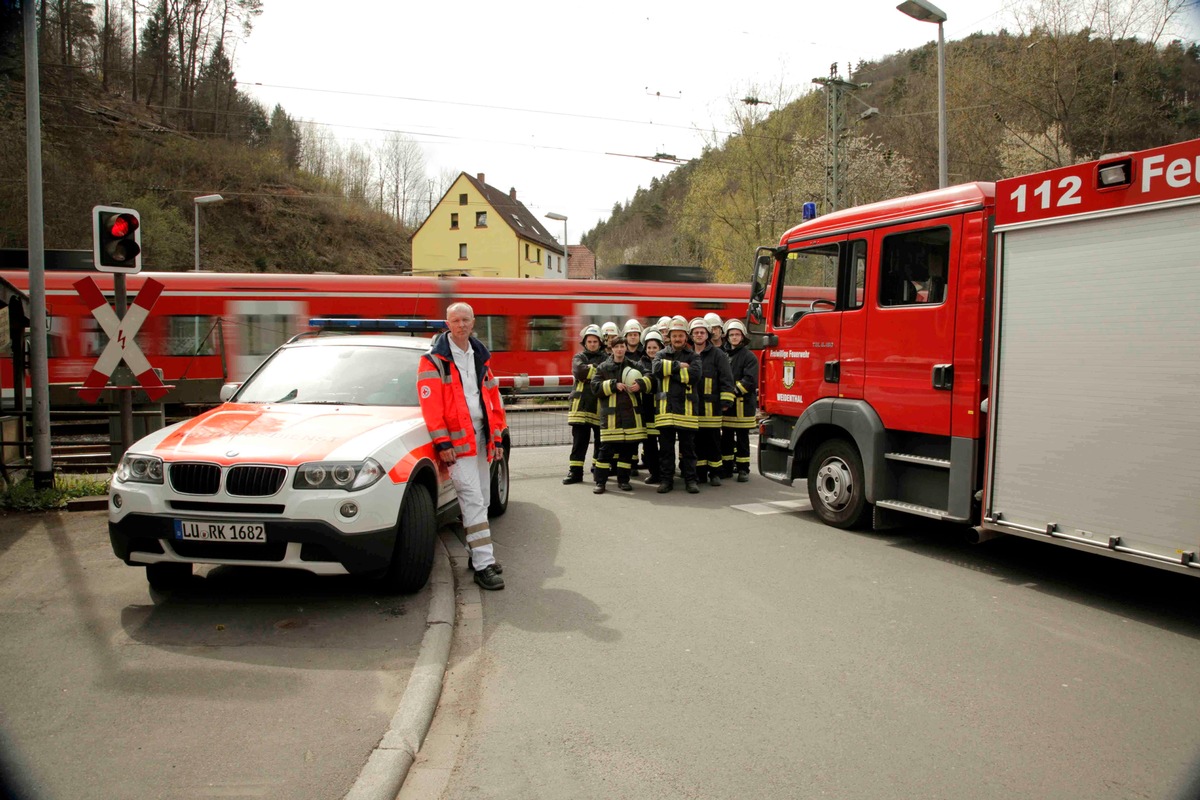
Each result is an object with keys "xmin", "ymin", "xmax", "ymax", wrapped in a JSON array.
[
  {"xmin": 544, "ymin": 212, "xmax": 570, "ymax": 278},
  {"xmin": 898, "ymin": 0, "xmax": 948, "ymax": 188},
  {"xmin": 193, "ymin": 194, "xmax": 225, "ymax": 272}
]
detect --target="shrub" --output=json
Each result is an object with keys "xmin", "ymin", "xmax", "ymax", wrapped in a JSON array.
[{"xmin": 1, "ymin": 474, "xmax": 111, "ymax": 512}]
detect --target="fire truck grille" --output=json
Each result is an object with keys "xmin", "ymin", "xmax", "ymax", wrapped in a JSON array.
[
  {"xmin": 226, "ymin": 466, "xmax": 287, "ymax": 497},
  {"xmin": 169, "ymin": 463, "xmax": 221, "ymax": 495}
]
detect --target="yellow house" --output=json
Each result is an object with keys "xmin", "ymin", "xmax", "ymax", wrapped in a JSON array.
[{"xmin": 410, "ymin": 173, "xmax": 566, "ymax": 278}]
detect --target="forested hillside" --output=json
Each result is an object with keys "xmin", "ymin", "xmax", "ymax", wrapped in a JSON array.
[
  {"xmin": 583, "ymin": 1, "xmax": 1200, "ymax": 283},
  {"xmin": 0, "ymin": 0, "xmax": 425, "ymax": 273}
]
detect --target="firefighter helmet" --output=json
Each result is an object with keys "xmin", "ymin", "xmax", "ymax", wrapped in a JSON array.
[
  {"xmin": 704, "ymin": 312, "xmax": 724, "ymax": 330},
  {"xmin": 667, "ymin": 318, "xmax": 689, "ymax": 334},
  {"xmin": 600, "ymin": 321, "xmax": 620, "ymax": 339},
  {"xmin": 657, "ymin": 315, "xmax": 671, "ymax": 329},
  {"xmin": 643, "ymin": 329, "xmax": 664, "ymax": 346},
  {"xmin": 689, "ymin": 317, "xmax": 708, "ymax": 333},
  {"xmin": 580, "ymin": 324, "xmax": 601, "ymax": 344},
  {"xmin": 725, "ymin": 318, "xmax": 747, "ymax": 336},
  {"xmin": 622, "ymin": 319, "xmax": 643, "ymax": 336}
]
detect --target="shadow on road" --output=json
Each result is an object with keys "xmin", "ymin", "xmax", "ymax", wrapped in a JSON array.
[
  {"xmin": 478, "ymin": 499, "xmax": 621, "ymax": 645},
  {"xmin": 812, "ymin": 512, "xmax": 1200, "ymax": 641}
]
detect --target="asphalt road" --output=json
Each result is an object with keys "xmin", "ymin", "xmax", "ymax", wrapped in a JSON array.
[
  {"xmin": 0, "ymin": 509, "xmax": 430, "ymax": 800},
  {"xmin": 433, "ymin": 444, "xmax": 1200, "ymax": 800}
]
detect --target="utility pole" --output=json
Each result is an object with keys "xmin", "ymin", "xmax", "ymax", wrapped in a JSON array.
[
  {"xmin": 24, "ymin": 0, "xmax": 53, "ymax": 489},
  {"xmin": 812, "ymin": 63, "xmax": 872, "ymax": 213}
]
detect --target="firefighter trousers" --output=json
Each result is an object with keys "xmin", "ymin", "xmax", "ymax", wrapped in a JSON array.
[
  {"xmin": 721, "ymin": 427, "xmax": 749, "ymax": 475},
  {"xmin": 567, "ymin": 423, "xmax": 600, "ymax": 478},
  {"xmin": 595, "ymin": 440, "xmax": 638, "ymax": 486},
  {"xmin": 657, "ymin": 425, "xmax": 697, "ymax": 485},
  {"xmin": 449, "ymin": 420, "xmax": 495, "ymax": 570},
  {"xmin": 694, "ymin": 427, "xmax": 721, "ymax": 481}
]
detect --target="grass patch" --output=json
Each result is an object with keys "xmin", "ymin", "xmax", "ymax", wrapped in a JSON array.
[{"xmin": 1, "ymin": 473, "xmax": 112, "ymax": 512}]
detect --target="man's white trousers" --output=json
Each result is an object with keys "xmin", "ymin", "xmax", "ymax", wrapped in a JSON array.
[{"xmin": 449, "ymin": 420, "xmax": 495, "ymax": 569}]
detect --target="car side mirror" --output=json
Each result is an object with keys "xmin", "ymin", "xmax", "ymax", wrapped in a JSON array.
[{"xmin": 219, "ymin": 382, "xmax": 242, "ymax": 402}]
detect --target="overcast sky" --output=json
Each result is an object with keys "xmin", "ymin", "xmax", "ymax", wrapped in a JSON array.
[{"xmin": 234, "ymin": 1, "xmax": 1200, "ymax": 245}]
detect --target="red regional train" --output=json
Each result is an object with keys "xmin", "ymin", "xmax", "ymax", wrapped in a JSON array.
[{"xmin": 0, "ymin": 271, "xmax": 750, "ymax": 405}]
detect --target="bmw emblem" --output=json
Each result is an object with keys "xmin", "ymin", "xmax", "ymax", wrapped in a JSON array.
[{"xmin": 226, "ymin": 450, "xmax": 239, "ymax": 457}]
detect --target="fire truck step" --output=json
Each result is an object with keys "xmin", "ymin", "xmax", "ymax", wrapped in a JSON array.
[
  {"xmin": 884, "ymin": 453, "xmax": 951, "ymax": 469},
  {"xmin": 875, "ymin": 499, "xmax": 951, "ymax": 520}
]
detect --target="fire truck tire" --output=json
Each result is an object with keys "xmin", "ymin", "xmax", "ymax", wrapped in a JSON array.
[
  {"xmin": 489, "ymin": 451, "xmax": 509, "ymax": 518},
  {"xmin": 380, "ymin": 484, "xmax": 436, "ymax": 594},
  {"xmin": 807, "ymin": 438, "xmax": 871, "ymax": 529},
  {"xmin": 146, "ymin": 562, "xmax": 192, "ymax": 592}
]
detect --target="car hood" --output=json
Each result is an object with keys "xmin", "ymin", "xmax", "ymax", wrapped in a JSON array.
[{"xmin": 146, "ymin": 403, "xmax": 428, "ymax": 466}]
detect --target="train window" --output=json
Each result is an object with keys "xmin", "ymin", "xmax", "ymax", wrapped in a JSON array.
[
  {"xmin": 526, "ymin": 316, "xmax": 563, "ymax": 352},
  {"xmin": 474, "ymin": 315, "xmax": 508, "ymax": 352},
  {"xmin": 163, "ymin": 316, "xmax": 218, "ymax": 356},
  {"xmin": 244, "ymin": 314, "xmax": 292, "ymax": 357}
]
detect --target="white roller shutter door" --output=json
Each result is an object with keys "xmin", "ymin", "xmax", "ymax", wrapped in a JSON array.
[{"xmin": 988, "ymin": 202, "xmax": 1200, "ymax": 562}]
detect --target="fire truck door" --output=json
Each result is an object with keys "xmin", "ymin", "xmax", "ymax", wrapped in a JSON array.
[
  {"xmin": 863, "ymin": 220, "xmax": 959, "ymax": 436},
  {"xmin": 761, "ymin": 238, "xmax": 844, "ymax": 417}
]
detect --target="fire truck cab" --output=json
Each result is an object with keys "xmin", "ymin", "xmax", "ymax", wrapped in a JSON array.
[{"xmin": 750, "ymin": 138, "xmax": 1200, "ymax": 576}]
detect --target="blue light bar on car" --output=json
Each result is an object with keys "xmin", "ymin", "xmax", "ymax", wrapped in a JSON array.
[{"xmin": 308, "ymin": 318, "xmax": 449, "ymax": 332}]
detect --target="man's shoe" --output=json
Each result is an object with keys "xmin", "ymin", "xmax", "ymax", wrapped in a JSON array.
[
  {"xmin": 709, "ymin": 473, "xmax": 722, "ymax": 487},
  {"xmin": 618, "ymin": 482, "xmax": 633, "ymax": 491},
  {"xmin": 656, "ymin": 481, "xmax": 674, "ymax": 494},
  {"xmin": 644, "ymin": 475, "xmax": 662, "ymax": 485},
  {"xmin": 562, "ymin": 474, "xmax": 583, "ymax": 485},
  {"xmin": 468, "ymin": 559, "xmax": 503, "ymax": 575},
  {"xmin": 737, "ymin": 472, "xmax": 749, "ymax": 483},
  {"xmin": 686, "ymin": 482, "xmax": 700, "ymax": 494},
  {"xmin": 593, "ymin": 483, "xmax": 606, "ymax": 494},
  {"xmin": 474, "ymin": 565, "xmax": 504, "ymax": 591}
]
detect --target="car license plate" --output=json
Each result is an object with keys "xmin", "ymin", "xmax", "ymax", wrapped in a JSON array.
[{"xmin": 173, "ymin": 519, "xmax": 266, "ymax": 543}]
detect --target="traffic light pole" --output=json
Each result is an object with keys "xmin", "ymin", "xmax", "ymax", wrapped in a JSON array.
[
  {"xmin": 24, "ymin": 0, "xmax": 53, "ymax": 489},
  {"xmin": 114, "ymin": 274, "xmax": 134, "ymax": 454}
]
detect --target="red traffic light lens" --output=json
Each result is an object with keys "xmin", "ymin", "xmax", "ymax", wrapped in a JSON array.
[{"xmin": 107, "ymin": 213, "xmax": 139, "ymax": 238}]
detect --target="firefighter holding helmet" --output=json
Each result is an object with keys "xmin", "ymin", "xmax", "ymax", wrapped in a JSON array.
[
  {"xmin": 636, "ymin": 328, "xmax": 664, "ymax": 484},
  {"xmin": 564, "ymin": 324, "xmax": 605, "ymax": 484},
  {"xmin": 652, "ymin": 317, "xmax": 701, "ymax": 493},
  {"xmin": 721, "ymin": 318, "xmax": 758, "ymax": 482},
  {"xmin": 689, "ymin": 316, "xmax": 735, "ymax": 486},
  {"xmin": 589, "ymin": 337, "xmax": 652, "ymax": 493}
]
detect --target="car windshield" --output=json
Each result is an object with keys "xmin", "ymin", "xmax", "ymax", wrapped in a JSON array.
[{"xmin": 235, "ymin": 343, "xmax": 422, "ymax": 406}]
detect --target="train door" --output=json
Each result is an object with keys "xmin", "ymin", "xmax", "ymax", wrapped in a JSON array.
[{"xmin": 228, "ymin": 300, "xmax": 307, "ymax": 381}]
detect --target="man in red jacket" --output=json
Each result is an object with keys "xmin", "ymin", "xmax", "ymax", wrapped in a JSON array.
[{"xmin": 417, "ymin": 302, "xmax": 508, "ymax": 590}]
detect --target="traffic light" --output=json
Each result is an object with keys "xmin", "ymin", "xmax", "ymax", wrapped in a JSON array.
[{"xmin": 92, "ymin": 205, "xmax": 142, "ymax": 273}]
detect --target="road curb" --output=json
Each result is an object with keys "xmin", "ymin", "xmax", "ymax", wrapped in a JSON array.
[{"xmin": 344, "ymin": 534, "xmax": 455, "ymax": 800}]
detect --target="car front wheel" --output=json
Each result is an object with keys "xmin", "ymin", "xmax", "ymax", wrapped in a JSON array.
[{"xmin": 379, "ymin": 483, "xmax": 436, "ymax": 594}]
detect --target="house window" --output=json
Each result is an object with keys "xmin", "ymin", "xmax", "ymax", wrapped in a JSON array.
[
  {"xmin": 450, "ymin": 213, "xmax": 459, "ymax": 229},
  {"xmin": 459, "ymin": 243, "xmax": 468, "ymax": 260},
  {"xmin": 459, "ymin": 193, "xmax": 468, "ymax": 205},
  {"xmin": 557, "ymin": 256, "xmax": 562, "ymax": 272},
  {"xmin": 546, "ymin": 254, "xmax": 552, "ymax": 269},
  {"xmin": 525, "ymin": 243, "xmax": 530, "ymax": 260},
  {"xmin": 511, "ymin": 214, "xmax": 524, "ymax": 228},
  {"xmin": 536, "ymin": 247, "xmax": 541, "ymax": 263},
  {"xmin": 476, "ymin": 211, "xmax": 487, "ymax": 227}
]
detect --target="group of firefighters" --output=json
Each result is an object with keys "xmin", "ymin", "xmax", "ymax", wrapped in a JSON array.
[{"xmin": 564, "ymin": 312, "xmax": 759, "ymax": 495}]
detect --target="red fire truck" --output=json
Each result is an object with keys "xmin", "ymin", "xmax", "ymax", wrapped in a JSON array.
[{"xmin": 749, "ymin": 137, "xmax": 1199, "ymax": 577}]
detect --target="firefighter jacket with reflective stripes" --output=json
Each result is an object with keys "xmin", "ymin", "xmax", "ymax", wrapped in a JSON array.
[
  {"xmin": 635, "ymin": 351, "xmax": 658, "ymax": 435},
  {"xmin": 568, "ymin": 348, "xmax": 606, "ymax": 426},
  {"xmin": 417, "ymin": 333, "xmax": 506, "ymax": 462},
  {"xmin": 590, "ymin": 356, "xmax": 652, "ymax": 442},
  {"xmin": 692, "ymin": 342, "xmax": 735, "ymax": 429},
  {"xmin": 723, "ymin": 342, "xmax": 759, "ymax": 429},
  {"xmin": 652, "ymin": 345, "xmax": 699, "ymax": 429}
]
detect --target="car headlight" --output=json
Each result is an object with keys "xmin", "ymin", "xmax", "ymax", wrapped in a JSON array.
[
  {"xmin": 116, "ymin": 454, "xmax": 164, "ymax": 484},
  {"xmin": 293, "ymin": 458, "xmax": 384, "ymax": 491}
]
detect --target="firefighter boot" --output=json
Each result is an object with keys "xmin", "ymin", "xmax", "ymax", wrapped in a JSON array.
[
  {"xmin": 593, "ymin": 466, "xmax": 609, "ymax": 494},
  {"xmin": 616, "ymin": 465, "xmax": 633, "ymax": 491},
  {"xmin": 562, "ymin": 466, "xmax": 583, "ymax": 485}
]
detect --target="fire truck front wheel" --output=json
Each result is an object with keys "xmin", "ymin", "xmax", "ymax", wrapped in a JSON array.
[{"xmin": 807, "ymin": 438, "xmax": 871, "ymax": 530}]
